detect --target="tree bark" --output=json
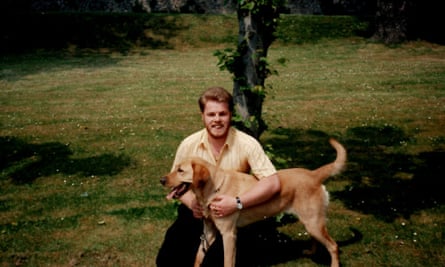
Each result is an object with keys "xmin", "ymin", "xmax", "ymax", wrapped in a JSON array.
[
  {"xmin": 232, "ymin": 2, "xmax": 280, "ymax": 139},
  {"xmin": 372, "ymin": 0, "xmax": 410, "ymax": 44}
]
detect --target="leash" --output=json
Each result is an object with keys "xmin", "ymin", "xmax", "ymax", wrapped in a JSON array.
[
  {"xmin": 200, "ymin": 233, "xmax": 209, "ymax": 254},
  {"xmin": 200, "ymin": 153, "xmax": 226, "ymax": 254},
  {"xmin": 200, "ymin": 225, "xmax": 212, "ymax": 254},
  {"xmin": 212, "ymin": 172, "xmax": 226, "ymax": 194}
]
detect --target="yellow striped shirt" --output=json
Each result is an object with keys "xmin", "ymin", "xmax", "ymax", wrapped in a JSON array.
[{"xmin": 172, "ymin": 127, "xmax": 276, "ymax": 179}]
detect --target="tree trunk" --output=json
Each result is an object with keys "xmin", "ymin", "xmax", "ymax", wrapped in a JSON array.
[
  {"xmin": 372, "ymin": 0, "xmax": 410, "ymax": 44},
  {"xmin": 232, "ymin": 2, "xmax": 280, "ymax": 139}
]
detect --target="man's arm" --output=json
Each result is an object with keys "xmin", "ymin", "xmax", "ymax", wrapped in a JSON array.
[
  {"xmin": 211, "ymin": 132, "xmax": 281, "ymax": 217},
  {"xmin": 211, "ymin": 173, "xmax": 280, "ymax": 217},
  {"xmin": 180, "ymin": 190, "xmax": 204, "ymax": 219},
  {"xmin": 237, "ymin": 173, "xmax": 280, "ymax": 208}
]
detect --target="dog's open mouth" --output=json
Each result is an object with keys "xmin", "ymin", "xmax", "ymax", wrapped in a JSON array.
[{"xmin": 166, "ymin": 182, "xmax": 190, "ymax": 200}]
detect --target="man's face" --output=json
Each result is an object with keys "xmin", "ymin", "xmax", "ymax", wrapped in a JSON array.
[{"xmin": 201, "ymin": 100, "xmax": 232, "ymax": 140}]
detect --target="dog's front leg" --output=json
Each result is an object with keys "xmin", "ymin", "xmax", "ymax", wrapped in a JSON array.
[
  {"xmin": 222, "ymin": 229, "xmax": 237, "ymax": 267},
  {"xmin": 194, "ymin": 219, "xmax": 217, "ymax": 267}
]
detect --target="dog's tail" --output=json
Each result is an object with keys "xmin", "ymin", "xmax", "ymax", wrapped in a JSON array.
[{"xmin": 314, "ymin": 138, "xmax": 347, "ymax": 183}]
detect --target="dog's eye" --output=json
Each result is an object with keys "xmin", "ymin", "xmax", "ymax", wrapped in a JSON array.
[{"xmin": 178, "ymin": 168, "xmax": 184, "ymax": 173}]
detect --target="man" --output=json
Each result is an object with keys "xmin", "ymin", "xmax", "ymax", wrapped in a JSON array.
[{"xmin": 157, "ymin": 86, "xmax": 281, "ymax": 266}]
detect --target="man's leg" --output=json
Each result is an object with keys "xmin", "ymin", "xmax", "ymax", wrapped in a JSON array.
[
  {"xmin": 200, "ymin": 233, "xmax": 223, "ymax": 267},
  {"xmin": 156, "ymin": 204, "xmax": 203, "ymax": 267}
]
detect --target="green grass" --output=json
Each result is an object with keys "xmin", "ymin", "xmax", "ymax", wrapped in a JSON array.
[{"xmin": 1, "ymin": 24, "xmax": 445, "ymax": 267}]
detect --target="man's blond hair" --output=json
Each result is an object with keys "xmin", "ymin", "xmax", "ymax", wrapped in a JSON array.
[{"xmin": 198, "ymin": 87, "xmax": 234, "ymax": 113}]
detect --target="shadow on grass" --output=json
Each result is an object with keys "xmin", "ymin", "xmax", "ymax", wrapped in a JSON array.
[
  {"xmin": 107, "ymin": 205, "xmax": 177, "ymax": 221},
  {"xmin": 1, "ymin": 13, "xmax": 186, "ymax": 54},
  {"xmin": 0, "ymin": 136, "xmax": 132, "ymax": 184},
  {"xmin": 197, "ymin": 215, "xmax": 361, "ymax": 267},
  {"xmin": 265, "ymin": 126, "xmax": 445, "ymax": 222},
  {"xmin": 1, "ymin": 13, "xmax": 187, "ymax": 81},
  {"xmin": 0, "ymin": 53, "xmax": 122, "ymax": 82},
  {"xmin": 221, "ymin": 124, "xmax": 443, "ymax": 265},
  {"xmin": 236, "ymin": 222, "xmax": 362, "ymax": 267}
]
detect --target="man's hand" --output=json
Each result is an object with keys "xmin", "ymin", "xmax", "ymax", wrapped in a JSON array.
[
  {"xmin": 210, "ymin": 195, "xmax": 237, "ymax": 217},
  {"xmin": 191, "ymin": 199, "xmax": 204, "ymax": 219}
]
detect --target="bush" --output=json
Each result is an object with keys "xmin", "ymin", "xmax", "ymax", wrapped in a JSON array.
[
  {"xmin": 276, "ymin": 15, "xmax": 370, "ymax": 44},
  {"xmin": 0, "ymin": 13, "xmax": 370, "ymax": 53}
]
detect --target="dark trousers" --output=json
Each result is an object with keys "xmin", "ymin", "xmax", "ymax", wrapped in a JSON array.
[
  {"xmin": 156, "ymin": 204, "xmax": 293, "ymax": 267},
  {"xmin": 156, "ymin": 204, "xmax": 204, "ymax": 267}
]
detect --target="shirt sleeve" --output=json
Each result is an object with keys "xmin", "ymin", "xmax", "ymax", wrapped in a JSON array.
[
  {"xmin": 246, "ymin": 137, "xmax": 277, "ymax": 179},
  {"xmin": 171, "ymin": 139, "xmax": 189, "ymax": 172}
]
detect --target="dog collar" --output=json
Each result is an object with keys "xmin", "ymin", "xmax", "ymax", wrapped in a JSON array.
[{"xmin": 236, "ymin": 196, "xmax": 243, "ymax": 210}]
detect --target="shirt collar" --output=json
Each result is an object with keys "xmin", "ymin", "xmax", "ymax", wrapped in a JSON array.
[{"xmin": 199, "ymin": 127, "xmax": 235, "ymax": 150}]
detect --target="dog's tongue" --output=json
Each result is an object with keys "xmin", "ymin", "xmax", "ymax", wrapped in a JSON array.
[
  {"xmin": 165, "ymin": 183, "xmax": 189, "ymax": 200},
  {"xmin": 166, "ymin": 189, "xmax": 177, "ymax": 200}
]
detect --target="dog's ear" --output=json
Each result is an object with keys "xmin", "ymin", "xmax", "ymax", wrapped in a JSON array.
[{"xmin": 191, "ymin": 161, "xmax": 210, "ymax": 189}]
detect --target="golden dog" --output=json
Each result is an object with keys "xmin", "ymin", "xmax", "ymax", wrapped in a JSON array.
[{"xmin": 161, "ymin": 138, "xmax": 346, "ymax": 267}]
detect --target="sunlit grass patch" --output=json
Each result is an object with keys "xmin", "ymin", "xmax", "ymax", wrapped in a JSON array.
[{"xmin": 1, "ymin": 37, "xmax": 444, "ymax": 266}]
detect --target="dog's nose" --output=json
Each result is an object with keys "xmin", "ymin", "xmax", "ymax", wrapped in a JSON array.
[{"xmin": 160, "ymin": 176, "xmax": 166, "ymax": 185}]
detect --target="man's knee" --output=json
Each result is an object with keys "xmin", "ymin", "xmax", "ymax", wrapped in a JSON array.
[{"xmin": 156, "ymin": 205, "xmax": 203, "ymax": 267}]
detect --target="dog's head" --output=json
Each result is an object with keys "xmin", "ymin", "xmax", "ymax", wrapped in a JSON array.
[{"xmin": 160, "ymin": 157, "xmax": 211, "ymax": 200}]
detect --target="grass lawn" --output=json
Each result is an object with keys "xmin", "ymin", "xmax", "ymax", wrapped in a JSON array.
[{"xmin": 1, "ymin": 37, "xmax": 444, "ymax": 266}]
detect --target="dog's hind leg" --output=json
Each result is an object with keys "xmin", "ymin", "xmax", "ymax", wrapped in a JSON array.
[{"xmin": 304, "ymin": 221, "xmax": 339, "ymax": 267}]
